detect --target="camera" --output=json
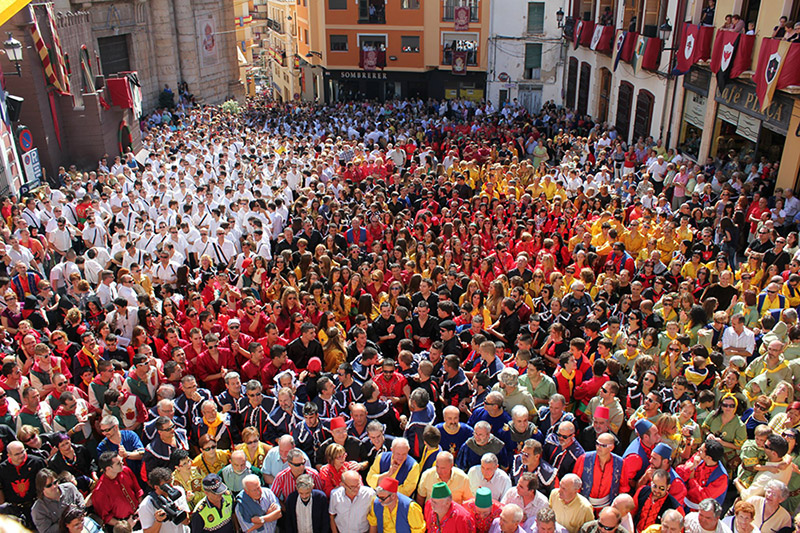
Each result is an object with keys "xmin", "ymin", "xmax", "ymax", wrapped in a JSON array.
[{"xmin": 153, "ymin": 483, "xmax": 188, "ymax": 525}]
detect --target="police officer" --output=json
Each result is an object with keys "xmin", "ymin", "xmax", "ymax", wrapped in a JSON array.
[{"xmin": 191, "ymin": 474, "xmax": 236, "ymax": 533}]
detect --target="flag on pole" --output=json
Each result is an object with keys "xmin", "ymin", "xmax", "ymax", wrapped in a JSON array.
[
  {"xmin": 45, "ymin": 3, "xmax": 70, "ymax": 95},
  {"xmin": 613, "ymin": 30, "xmax": 626, "ymax": 71},
  {"xmin": 28, "ymin": 5, "xmax": 68, "ymax": 95},
  {"xmin": 79, "ymin": 45, "xmax": 95, "ymax": 93}
]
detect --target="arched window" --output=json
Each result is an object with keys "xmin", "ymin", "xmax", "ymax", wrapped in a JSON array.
[
  {"xmin": 633, "ymin": 89, "xmax": 655, "ymax": 142},
  {"xmin": 577, "ymin": 62, "xmax": 591, "ymax": 116},
  {"xmin": 615, "ymin": 81, "xmax": 633, "ymax": 144},
  {"xmin": 598, "ymin": 68, "xmax": 612, "ymax": 124},
  {"xmin": 566, "ymin": 57, "xmax": 578, "ymax": 110}
]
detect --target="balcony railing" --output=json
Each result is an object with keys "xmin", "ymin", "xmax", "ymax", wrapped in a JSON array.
[
  {"xmin": 267, "ymin": 18, "xmax": 284, "ymax": 33},
  {"xmin": 251, "ymin": 11, "xmax": 268, "ymax": 20},
  {"xmin": 442, "ymin": 47, "xmax": 477, "ymax": 66},
  {"xmin": 442, "ymin": 2, "xmax": 478, "ymax": 22}
]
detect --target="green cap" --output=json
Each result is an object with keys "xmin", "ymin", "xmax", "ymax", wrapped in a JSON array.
[
  {"xmin": 475, "ymin": 487, "xmax": 492, "ymax": 509},
  {"xmin": 431, "ymin": 482, "xmax": 452, "ymax": 499}
]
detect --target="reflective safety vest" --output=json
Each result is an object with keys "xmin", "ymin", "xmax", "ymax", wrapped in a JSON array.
[{"xmin": 195, "ymin": 493, "xmax": 234, "ymax": 531}]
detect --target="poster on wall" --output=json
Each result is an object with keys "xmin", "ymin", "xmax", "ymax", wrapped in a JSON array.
[{"xmin": 198, "ymin": 14, "xmax": 219, "ymax": 68}]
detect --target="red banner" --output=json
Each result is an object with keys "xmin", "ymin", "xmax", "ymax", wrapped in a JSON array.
[
  {"xmin": 359, "ymin": 49, "xmax": 386, "ymax": 70},
  {"xmin": 454, "ymin": 6, "xmax": 470, "ymax": 31},
  {"xmin": 710, "ymin": 30, "xmax": 738, "ymax": 73},
  {"xmin": 621, "ymin": 31, "xmax": 638, "ymax": 62},
  {"xmin": 579, "ymin": 21, "xmax": 595, "ymax": 48},
  {"xmin": 755, "ymin": 38, "xmax": 800, "ymax": 111},
  {"xmin": 590, "ymin": 25, "xmax": 614, "ymax": 52},
  {"xmin": 732, "ymin": 33, "xmax": 755, "ymax": 79},
  {"xmin": 452, "ymin": 50, "xmax": 467, "ymax": 75},
  {"xmin": 675, "ymin": 23, "xmax": 700, "ymax": 73},
  {"xmin": 697, "ymin": 25, "xmax": 714, "ymax": 61}
]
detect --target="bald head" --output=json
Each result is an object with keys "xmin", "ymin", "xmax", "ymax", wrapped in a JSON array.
[{"xmin": 612, "ymin": 493, "xmax": 635, "ymax": 515}]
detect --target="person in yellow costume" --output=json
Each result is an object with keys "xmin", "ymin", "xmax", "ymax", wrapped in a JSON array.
[
  {"xmin": 656, "ymin": 224, "xmax": 679, "ymax": 264},
  {"xmin": 367, "ymin": 476, "xmax": 426, "ymax": 533},
  {"xmin": 622, "ymin": 220, "xmax": 647, "ymax": 257}
]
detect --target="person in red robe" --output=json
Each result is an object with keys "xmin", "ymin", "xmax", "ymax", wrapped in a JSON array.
[{"xmin": 192, "ymin": 332, "xmax": 235, "ymax": 394}]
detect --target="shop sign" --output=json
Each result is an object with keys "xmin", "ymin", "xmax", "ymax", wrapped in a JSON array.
[
  {"xmin": 684, "ymin": 93, "xmax": 707, "ymax": 129},
  {"xmin": 339, "ymin": 71, "xmax": 388, "ymax": 80},
  {"xmin": 736, "ymin": 113, "xmax": 761, "ymax": 143},
  {"xmin": 718, "ymin": 105, "xmax": 739, "ymax": 125},
  {"xmin": 715, "ymin": 81, "xmax": 791, "ymax": 134}
]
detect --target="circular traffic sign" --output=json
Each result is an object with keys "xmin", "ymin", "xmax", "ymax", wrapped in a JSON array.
[{"xmin": 18, "ymin": 129, "xmax": 33, "ymax": 152}]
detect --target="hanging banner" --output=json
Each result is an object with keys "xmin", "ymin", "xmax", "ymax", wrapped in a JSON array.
[
  {"xmin": 197, "ymin": 14, "xmax": 219, "ymax": 68},
  {"xmin": 454, "ymin": 6, "xmax": 470, "ymax": 31},
  {"xmin": 452, "ymin": 50, "xmax": 467, "ymax": 75}
]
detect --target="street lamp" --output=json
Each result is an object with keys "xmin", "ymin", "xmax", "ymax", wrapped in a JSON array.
[
  {"xmin": 3, "ymin": 33, "xmax": 23, "ymax": 77},
  {"xmin": 305, "ymin": 51, "xmax": 322, "ymax": 59},
  {"xmin": 556, "ymin": 8, "xmax": 564, "ymax": 28},
  {"xmin": 659, "ymin": 19, "xmax": 673, "ymax": 41}
]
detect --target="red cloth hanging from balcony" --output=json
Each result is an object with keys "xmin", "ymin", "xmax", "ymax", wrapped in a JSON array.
[
  {"xmin": 359, "ymin": 49, "xmax": 386, "ymax": 70},
  {"xmin": 106, "ymin": 77, "xmax": 133, "ymax": 109},
  {"xmin": 755, "ymin": 38, "xmax": 800, "ymax": 112},
  {"xmin": 710, "ymin": 32, "xmax": 755, "ymax": 89},
  {"xmin": 697, "ymin": 26, "xmax": 714, "ymax": 61},
  {"xmin": 573, "ymin": 20, "xmax": 595, "ymax": 49},
  {"xmin": 675, "ymin": 23, "xmax": 700, "ymax": 74},
  {"xmin": 590, "ymin": 25, "xmax": 614, "ymax": 52}
]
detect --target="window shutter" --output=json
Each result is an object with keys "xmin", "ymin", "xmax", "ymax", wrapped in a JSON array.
[
  {"xmin": 527, "ymin": 2, "xmax": 545, "ymax": 33},
  {"xmin": 525, "ymin": 43, "xmax": 542, "ymax": 69}
]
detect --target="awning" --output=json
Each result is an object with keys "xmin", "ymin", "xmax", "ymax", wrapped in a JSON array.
[
  {"xmin": 237, "ymin": 47, "xmax": 248, "ymax": 66},
  {"xmin": 0, "ymin": 0, "xmax": 31, "ymax": 27}
]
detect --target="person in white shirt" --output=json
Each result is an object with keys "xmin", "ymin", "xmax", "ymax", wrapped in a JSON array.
[
  {"xmin": 467, "ymin": 453, "xmax": 512, "ymax": 502},
  {"xmin": 152, "ymin": 252, "xmax": 179, "ymax": 289},
  {"xmin": 96, "ymin": 270, "xmax": 118, "ymax": 308},
  {"xmin": 82, "ymin": 217, "xmax": 106, "ymax": 250},
  {"xmin": 329, "ymin": 470, "xmax": 374, "ymax": 533},
  {"xmin": 210, "ymin": 229, "xmax": 236, "ymax": 268},
  {"xmin": 501, "ymin": 472, "xmax": 549, "ymax": 528},
  {"xmin": 684, "ymin": 499, "xmax": 732, "ymax": 533},
  {"xmin": 118, "ymin": 274, "xmax": 139, "ymax": 308},
  {"xmin": 47, "ymin": 217, "xmax": 74, "ymax": 262}
]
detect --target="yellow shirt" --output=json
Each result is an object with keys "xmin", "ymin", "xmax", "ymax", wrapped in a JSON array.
[
  {"xmin": 192, "ymin": 450, "xmax": 231, "ymax": 477},
  {"xmin": 367, "ymin": 496, "xmax": 426, "ymax": 533},
  {"xmin": 676, "ymin": 226, "xmax": 694, "ymax": 242},
  {"xmin": 622, "ymin": 231, "xmax": 647, "ymax": 256},
  {"xmin": 681, "ymin": 261, "xmax": 703, "ymax": 279},
  {"xmin": 416, "ymin": 466, "xmax": 472, "ymax": 504},
  {"xmin": 548, "ymin": 489, "xmax": 595, "ymax": 533},
  {"xmin": 367, "ymin": 452, "xmax": 422, "ymax": 498},
  {"xmin": 783, "ymin": 285, "xmax": 800, "ymax": 308},
  {"xmin": 656, "ymin": 236, "xmax": 678, "ymax": 263}
]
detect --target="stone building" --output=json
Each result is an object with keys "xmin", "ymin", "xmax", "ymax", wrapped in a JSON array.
[{"xmin": 55, "ymin": 0, "xmax": 245, "ymax": 109}]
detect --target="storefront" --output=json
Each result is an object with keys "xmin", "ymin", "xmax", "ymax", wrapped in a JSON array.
[
  {"xmin": 678, "ymin": 68, "xmax": 711, "ymax": 161},
  {"xmin": 710, "ymin": 80, "xmax": 790, "ymax": 164},
  {"xmin": 323, "ymin": 69, "xmax": 486, "ymax": 102}
]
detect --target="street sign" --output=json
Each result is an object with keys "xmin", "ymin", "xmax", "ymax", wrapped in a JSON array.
[
  {"xmin": 17, "ymin": 128, "xmax": 33, "ymax": 153},
  {"xmin": 21, "ymin": 148, "xmax": 42, "ymax": 188}
]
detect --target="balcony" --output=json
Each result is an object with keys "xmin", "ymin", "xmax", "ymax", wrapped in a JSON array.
[
  {"xmin": 251, "ymin": 11, "xmax": 268, "ymax": 20},
  {"xmin": 442, "ymin": 45, "xmax": 477, "ymax": 66},
  {"xmin": 358, "ymin": 0, "xmax": 385, "ymax": 23},
  {"xmin": 267, "ymin": 18, "xmax": 284, "ymax": 33},
  {"xmin": 442, "ymin": 2, "xmax": 478, "ymax": 22}
]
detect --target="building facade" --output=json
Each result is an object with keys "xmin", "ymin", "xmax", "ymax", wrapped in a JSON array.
[
  {"xmin": 486, "ymin": 0, "xmax": 564, "ymax": 113},
  {"xmin": 303, "ymin": 0, "xmax": 490, "ymax": 102},
  {"xmin": 564, "ymin": 0, "xmax": 683, "ymax": 145}
]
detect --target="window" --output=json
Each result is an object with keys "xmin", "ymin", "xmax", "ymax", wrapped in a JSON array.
[
  {"xmin": 642, "ymin": 0, "xmax": 664, "ymax": 37},
  {"xmin": 442, "ymin": 32, "xmax": 478, "ymax": 65},
  {"xmin": 577, "ymin": 62, "xmax": 591, "ymax": 116},
  {"xmin": 329, "ymin": 0, "xmax": 346, "ymax": 9},
  {"xmin": 598, "ymin": 68, "xmax": 611, "ymax": 123},
  {"xmin": 633, "ymin": 90, "xmax": 654, "ymax": 142},
  {"xmin": 527, "ymin": 2, "xmax": 544, "ymax": 33},
  {"xmin": 443, "ymin": 0, "xmax": 479, "ymax": 22},
  {"xmin": 524, "ymin": 43, "xmax": 541, "ymax": 79},
  {"xmin": 402, "ymin": 0, "xmax": 420, "ymax": 8},
  {"xmin": 330, "ymin": 34, "xmax": 348, "ymax": 51},
  {"xmin": 305, "ymin": 30, "xmax": 309, "ymax": 43},
  {"xmin": 566, "ymin": 57, "xmax": 578, "ymax": 109},
  {"xmin": 616, "ymin": 81, "xmax": 633, "ymax": 143},
  {"xmin": 359, "ymin": 0, "xmax": 385, "ymax": 23},
  {"xmin": 98, "ymin": 35, "xmax": 130, "ymax": 76},
  {"xmin": 402, "ymin": 36, "xmax": 420, "ymax": 53}
]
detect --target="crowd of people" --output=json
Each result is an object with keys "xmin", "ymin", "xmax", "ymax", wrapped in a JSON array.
[{"xmin": 0, "ymin": 94, "xmax": 794, "ymax": 533}]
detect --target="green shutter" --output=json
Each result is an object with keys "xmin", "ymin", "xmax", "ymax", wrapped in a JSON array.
[
  {"xmin": 527, "ymin": 2, "xmax": 545, "ymax": 33},
  {"xmin": 525, "ymin": 43, "xmax": 542, "ymax": 69}
]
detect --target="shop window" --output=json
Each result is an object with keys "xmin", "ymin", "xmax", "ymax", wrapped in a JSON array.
[
  {"xmin": 524, "ymin": 44, "xmax": 542, "ymax": 79},
  {"xmin": 566, "ymin": 57, "xmax": 578, "ymax": 110},
  {"xmin": 442, "ymin": 32, "xmax": 478, "ymax": 65},
  {"xmin": 402, "ymin": 0, "xmax": 420, "ymax": 8},
  {"xmin": 527, "ymin": 2, "xmax": 545, "ymax": 33},
  {"xmin": 402, "ymin": 36, "xmax": 420, "ymax": 53},
  {"xmin": 443, "ymin": 0, "xmax": 479, "ymax": 22},
  {"xmin": 616, "ymin": 81, "xmax": 633, "ymax": 143},
  {"xmin": 330, "ymin": 34, "xmax": 348, "ymax": 51},
  {"xmin": 329, "ymin": 0, "xmax": 346, "ymax": 9},
  {"xmin": 633, "ymin": 89, "xmax": 654, "ymax": 142},
  {"xmin": 577, "ymin": 62, "xmax": 591, "ymax": 116}
]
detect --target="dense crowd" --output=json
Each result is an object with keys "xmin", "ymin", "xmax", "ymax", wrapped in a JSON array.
[{"xmin": 0, "ymin": 94, "xmax": 795, "ymax": 533}]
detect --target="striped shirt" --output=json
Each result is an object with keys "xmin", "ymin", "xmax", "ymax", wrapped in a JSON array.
[{"xmin": 271, "ymin": 466, "xmax": 323, "ymax": 502}]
